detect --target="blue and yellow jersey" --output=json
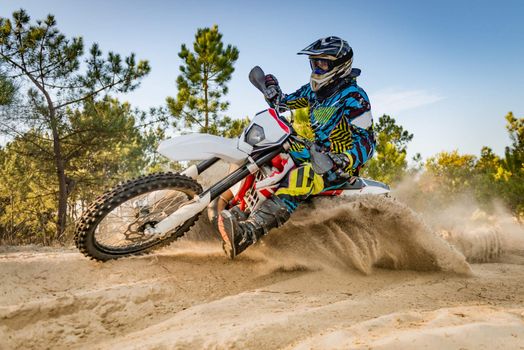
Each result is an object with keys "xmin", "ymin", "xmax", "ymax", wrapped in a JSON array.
[{"xmin": 280, "ymin": 74, "xmax": 375, "ymax": 175}]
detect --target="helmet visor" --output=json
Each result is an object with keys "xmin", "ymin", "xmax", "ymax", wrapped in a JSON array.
[{"xmin": 309, "ymin": 58, "xmax": 332, "ymax": 75}]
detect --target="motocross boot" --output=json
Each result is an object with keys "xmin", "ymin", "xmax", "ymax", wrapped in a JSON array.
[{"xmin": 218, "ymin": 196, "xmax": 291, "ymax": 259}]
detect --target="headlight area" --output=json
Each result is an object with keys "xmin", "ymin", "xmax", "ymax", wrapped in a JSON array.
[{"xmin": 245, "ymin": 124, "xmax": 265, "ymax": 146}]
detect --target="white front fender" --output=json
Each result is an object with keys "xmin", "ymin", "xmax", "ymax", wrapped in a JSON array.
[{"xmin": 157, "ymin": 134, "xmax": 248, "ymax": 164}]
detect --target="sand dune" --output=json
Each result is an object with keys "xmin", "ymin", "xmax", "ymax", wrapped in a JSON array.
[{"xmin": 1, "ymin": 196, "xmax": 524, "ymax": 349}]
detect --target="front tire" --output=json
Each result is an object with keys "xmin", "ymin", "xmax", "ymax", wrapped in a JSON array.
[{"xmin": 75, "ymin": 172, "xmax": 203, "ymax": 261}]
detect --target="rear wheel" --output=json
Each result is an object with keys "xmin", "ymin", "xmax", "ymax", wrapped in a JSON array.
[{"xmin": 75, "ymin": 172, "xmax": 202, "ymax": 261}]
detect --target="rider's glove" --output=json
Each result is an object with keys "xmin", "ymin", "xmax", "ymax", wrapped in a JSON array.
[
  {"xmin": 265, "ymin": 74, "xmax": 279, "ymax": 87},
  {"xmin": 264, "ymin": 74, "xmax": 282, "ymax": 103},
  {"xmin": 327, "ymin": 152, "xmax": 352, "ymax": 180},
  {"xmin": 328, "ymin": 152, "xmax": 351, "ymax": 171}
]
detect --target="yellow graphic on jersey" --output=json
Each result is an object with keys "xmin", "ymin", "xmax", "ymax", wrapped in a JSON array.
[
  {"xmin": 286, "ymin": 97, "xmax": 309, "ymax": 109},
  {"xmin": 312, "ymin": 106, "xmax": 338, "ymax": 124},
  {"xmin": 329, "ymin": 116, "xmax": 354, "ymax": 153}
]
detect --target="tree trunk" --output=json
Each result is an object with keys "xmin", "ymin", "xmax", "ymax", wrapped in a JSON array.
[
  {"xmin": 204, "ymin": 68, "xmax": 209, "ymax": 133},
  {"xmin": 50, "ymin": 109, "xmax": 68, "ymax": 240},
  {"xmin": 21, "ymin": 68, "xmax": 69, "ymax": 241}
]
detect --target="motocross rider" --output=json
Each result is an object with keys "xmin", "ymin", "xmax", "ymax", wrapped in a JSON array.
[{"xmin": 219, "ymin": 36, "xmax": 375, "ymax": 258}]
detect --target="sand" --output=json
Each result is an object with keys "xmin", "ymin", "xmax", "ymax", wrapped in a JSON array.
[{"xmin": 1, "ymin": 195, "xmax": 524, "ymax": 349}]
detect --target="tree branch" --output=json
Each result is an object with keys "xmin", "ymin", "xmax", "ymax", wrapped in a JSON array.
[
  {"xmin": 178, "ymin": 109, "xmax": 205, "ymax": 129},
  {"xmin": 54, "ymin": 80, "xmax": 121, "ymax": 109},
  {"xmin": 0, "ymin": 121, "xmax": 54, "ymax": 157},
  {"xmin": 38, "ymin": 22, "xmax": 51, "ymax": 89}
]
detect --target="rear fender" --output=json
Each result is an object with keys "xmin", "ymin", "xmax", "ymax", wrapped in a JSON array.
[{"xmin": 339, "ymin": 178, "xmax": 390, "ymax": 196}]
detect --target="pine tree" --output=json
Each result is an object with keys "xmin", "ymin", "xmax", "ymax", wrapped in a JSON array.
[
  {"xmin": 0, "ymin": 72, "xmax": 16, "ymax": 106},
  {"xmin": 499, "ymin": 112, "xmax": 524, "ymax": 218},
  {"xmin": 362, "ymin": 114, "xmax": 413, "ymax": 184},
  {"xmin": 0, "ymin": 97, "xmax": 162, "ymax": 243},
  {"xmin": 0, "ymin": 9, "xmax": 150, "ymax": 239},
  {"xmin": 166, "ymin": 25, "xmax": 246, "ymax": 136},
  {"xmin": 503, "ymin": 112, "xmax": 524, "ymax": 170},
  {"xmin": 292, "ymin": 107, "xmax": 314, "ymax": 139}
]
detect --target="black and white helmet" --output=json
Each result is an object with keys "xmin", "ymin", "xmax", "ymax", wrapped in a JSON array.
[{"xmin": 298, "ymin": 36, "xmax": 354, "ymax": 92}]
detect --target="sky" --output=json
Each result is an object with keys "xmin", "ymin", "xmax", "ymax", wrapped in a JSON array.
[{"xmin": 2, "ymin": 0, "xmax": 523, "ymax": 160}]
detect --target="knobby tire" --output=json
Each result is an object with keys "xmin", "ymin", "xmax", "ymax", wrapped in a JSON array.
[{"xmin": 74, "ymin": 172, "xmax": 203, "ymax": 261}]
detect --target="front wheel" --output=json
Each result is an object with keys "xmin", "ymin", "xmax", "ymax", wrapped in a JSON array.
[{"xmin": 75, "ymin": 172, "xmax": 203, "ymax": 261}]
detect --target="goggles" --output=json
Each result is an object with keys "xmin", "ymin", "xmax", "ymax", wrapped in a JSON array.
[{"xmin": 309, "ymin": 58, "xmax": 332, "ymax": 75}]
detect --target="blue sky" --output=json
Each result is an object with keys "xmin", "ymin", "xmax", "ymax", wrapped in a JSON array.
[{"xmin": 2, "ymin": 0, "xmax": 523, "ymax": 160}]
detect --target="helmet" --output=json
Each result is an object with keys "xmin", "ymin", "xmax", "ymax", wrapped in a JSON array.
[{"xmin": 297, "ymin": 36, "xmax": 353, "ymax": 92}]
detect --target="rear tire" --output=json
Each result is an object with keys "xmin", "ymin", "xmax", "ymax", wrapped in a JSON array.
[{"xmin": 75, "ymin": 172, "xmax": 203, "ymax": 261}]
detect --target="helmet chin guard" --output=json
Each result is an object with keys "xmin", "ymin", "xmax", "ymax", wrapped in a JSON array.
[{"xmin": 310, "ymin": 58, "xmax": 353, "ymax": 92}]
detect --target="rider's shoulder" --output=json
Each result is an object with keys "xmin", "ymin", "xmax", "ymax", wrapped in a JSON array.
[
  {"xmin": 338, "ymin": 80, "xmax": 370, "ymax": 105},
  {"xmin": 340, "ymin": 80, "xmax": 366, "ymax": 96},
  {"xmin": 291, "ymin": 82, "xmax": 314, "ymax": 97}
]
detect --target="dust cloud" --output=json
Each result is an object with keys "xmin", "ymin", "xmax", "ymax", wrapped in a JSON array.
[
  {"xmin": 393, "ymin": 176, "xmax": 524, "ymax": 264},
  {"xmin": 186, "ymin": 165, "xmax": 524, "ymax": 275},
  {"xmin": 245, "ymin": 195, "xmax": 472, "ymax": 275}
]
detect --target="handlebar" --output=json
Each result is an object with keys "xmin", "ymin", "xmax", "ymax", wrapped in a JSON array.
[
  {"xmin": 249, "ymin": 65, "xmax": 295, "ymax": 124},
  {"xmin": 249, "ymin": 66, "xmax": 347, "ymax": 181}
]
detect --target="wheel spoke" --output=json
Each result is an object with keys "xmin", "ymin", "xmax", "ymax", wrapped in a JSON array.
[
  {"xmin": 94, "ymin": 188, "xmax": 193, "ymax": 250},
  {"xmin": 75, "ymin": 173, "xmax": 202, "ymax": 261}
]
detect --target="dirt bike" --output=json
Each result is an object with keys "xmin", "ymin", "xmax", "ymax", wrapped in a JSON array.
[{"xmin": 75, "ymin": 67, "xmax": 390, "ymax": 261}]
